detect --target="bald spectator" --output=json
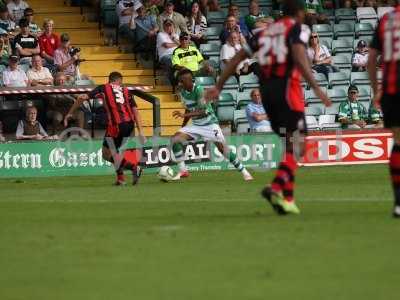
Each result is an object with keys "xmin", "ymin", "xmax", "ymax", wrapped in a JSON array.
[
  {"xmin": 246, "ymin": 88, "xmax": 272, "ymax": 132},
  {"xmin": 16, "ymin": 106, "xmax": 57, "ymax": 140},
  {"xmin": 13, "ymin": 17, "xmax": 40, "ymax": 64},
  {"xmin": 157, "ymin": 1, "xmax": 187, "ymax": 35},
  {"xmin": 27, "ymin": 54, "xmax": 53, "ymax": 86},
  {"xmin": 46, "ymin": 72, "xmax": 85, "ymax": 134},
  {"xmin": 7, "ymin": 0, "xmax": 29, "ymax": 23},
  {"xmin": 2, "ymin": 54, "xmax": 28, "ymax": 87}
]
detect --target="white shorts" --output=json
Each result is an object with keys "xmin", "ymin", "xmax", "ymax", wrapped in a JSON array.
[{"xmin": 179, "ymin": 123, "xmax": 225, "ymax": 143}]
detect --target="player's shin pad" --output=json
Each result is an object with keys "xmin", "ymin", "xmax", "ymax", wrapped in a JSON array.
[{"xmin": 228, "ymin": 151, "xmax": 244, "ymax": 172}]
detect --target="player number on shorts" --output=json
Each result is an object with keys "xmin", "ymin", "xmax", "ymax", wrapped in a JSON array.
[
  {"xmin": 258, "ymin": 34, "xmax": 288, "ymax": 65},
  {"xmin": 113, "ymin": 88, "xmax": 125, "ymax": 104}
]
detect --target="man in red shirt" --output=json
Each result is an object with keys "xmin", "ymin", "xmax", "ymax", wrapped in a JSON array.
[
  {"xmin": 38, "ymin": 19, "xmax": 59, "ymax": 68},
  {"xmin": 368, "ymin": 2, "xmax": 400, "ymax": 218},
  {"xmin": 64, "ymin": 72, "xmax": 147, "ymax": 186},
  {"xmin": 206, "ymin": 0, "xmax": 331, "ymax": 215}
]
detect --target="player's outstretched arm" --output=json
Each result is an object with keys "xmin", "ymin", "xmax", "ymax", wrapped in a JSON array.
[
  {"xmin": 205, "ymin": 49, "xmax": 248, "ymax": 101},
  {"xmin": 367, "ymin": 48, "xmax": 381, "ymax": 108},
  {"xmin": 63, "ymin": 94, "xmax": 89, "ymax": 127},
  {"xmin": 132, "ymin": 107, "xmax": 147, "ymax": 144},
  {"xmin": 291, "ymin": 44, "xmax": 331, "ymax": 107}
]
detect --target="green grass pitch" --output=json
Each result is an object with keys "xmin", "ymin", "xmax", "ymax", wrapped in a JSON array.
[{"xmin": 1, "ymin": 164, "xmax": 400, "ymax": 300}]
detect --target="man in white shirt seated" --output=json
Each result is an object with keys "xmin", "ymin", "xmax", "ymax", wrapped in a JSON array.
[
  {"xmin": 2, "ymin": 54, "xmax": 28, "ymax": 87},
  {"xmin": 156, "ymin": 19, "xmax": 179, "ymax": 82},
  {"xmin": 245, "ymin": 88, "xmax": 272, "ymax": 133},
  {"xmin": 352, "ymin": 40, "xmax": 369, "ymax": 72},
  {"xmin": 26, "ymin": 54, "xmax": 53, "ymax": 86},
  {"xmin": 116, "ymin": 0, "xmax": 138, "ymax": 41}
]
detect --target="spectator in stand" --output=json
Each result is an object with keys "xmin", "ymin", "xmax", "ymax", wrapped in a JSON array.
[
  {"xmin": 116, "ymin": 0, "xmax": 137, "ymax": 41},
  {"xmin": 13, "ymin": 17, "xmax": 40, "ymax": 64},
  {"xmin": 27, "ymin": 54, "xmax": 53, "ymax": 86},
  {"xmin": 0, "ymin": 28, "xmax": 11, "ymax": 65},
  {"xmin": 46, "ymin": 72, "xmax": 85, "ymax": 134},
  {"xmin": 7, "ymin": 0, "xmax": 29, "ymax": 24},
  {"xmin": 246, "ymin": 88, "xmax": 272, "ymax": 133},
  {"xmin": 134, "ymin": 2, "xmax": 159, "ymax": 60},
  {"xmin": 143, "ymin": 0, "xmax": 162, "ymax": 17},
  {"xmin": 171, "ymin": 32, "xmax": 213, "ymax": 80},
  {"xmin": 2, "ymin": 54, "xmax": 28, "ymax": 87},
  {"xmin": 156, "ymin": 19, "xmax": 179, "ymax": 82},
  {"xmin": 220, "ymin": 31, "xmax": 254, "ymax": 76},
  {"xmin": 219, "ymin": 14, "xmax": 247, "ymax": 44},
  {"xmin": 244, "ymin": 0, "xmax": 266, "ymax": 31},
  {"xmin": 338, "ymin": 85, "xmax": 368, "ymax": 129},
  {"xmin": 308, "ymin": 32, "xmax": 337, "ymax": 79},
  {"xmin": 23, "ymin": 8, "xmax": 41, "ymax": 37},
  {"xmin": 186, "ymin": 1, "xmax": 207, "ymax": 48},
  {"xmin": 16, "ymin": 106, "xmax": 58, "ymax": 140},
  {"xmin": 158, "ymin": 1, "xmax": 188, "ymax": 35},
  {"xmin": 304, "ymin": 0, "xmax": 329, "ymax": 26},
  {"xmin": 352, "ymin": 40, "xmax": 369, "ymax": 72},
  {"xmin": 367, "ymin": 102, "xmax": 384, "ymax": 128},
  {"xmin": 0, "ymin": 5, "xmax": 16, "ymax": 33},
  {"xmin": 343, "ymin": 0, "xmax": 353, "ymax": 8},
  {"xmin": 226, "ymin": 4, "xmax": 250, "ymax": 41},
  {"xmin": 54, "ymin": 33, "xmax": 85, "ymax": 84},
  {"xmin": 39, "ymin": 19, "xmax": 59, "ymax": 71}
]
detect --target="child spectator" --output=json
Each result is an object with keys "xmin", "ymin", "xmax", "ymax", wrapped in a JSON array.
[{"xmin": 352, "ymin": 40, "xmax": 369, "ymax": 72}]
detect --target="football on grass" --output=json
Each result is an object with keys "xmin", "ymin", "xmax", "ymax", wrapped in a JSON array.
[{"xmin": 158, "ymin": 166, "xmax": 176, "ymax": 182}]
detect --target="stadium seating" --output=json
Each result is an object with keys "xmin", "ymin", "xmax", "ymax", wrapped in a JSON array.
[
  {"xmin": 332, "ymin": 39, "xmax": 354, "ymax": 55},
  {"xmin": 305, "ymin": 87, "xmax": 327, "ymax": 103},
  {"xmin": 305, "ymin": 106, "xmax": 323, "ymax": 116},
  {"xmin": 305, "ymin": 115, "xmax": 320, "ymax": 130},
  {"xmin": 355, "ymin": 23, "xmax": 375, "ymax": 38},
  {"xmin": 328, "ymin": 87, "xmax": 347, "ymax": 102},
  {"xmin": 206, "ymin": 26, "xmax": 222, "ymax": 41},
  {"xmin": 313, "ymin": 24, "xmax": 334, "ymax": 38},
  {"xmin": 319, "ymin": 114, "xmax": 341, "ymax": 130},
  {"xmin": 195, "ymin": 76, "xmax": 216, "ymax": 88},
  {"xmin": 233, "ymin": 110, "xmax": 250, "ymax": 134},
  {"xmin": 313, "ymin": 73, "xmax": 329, "ymax": 88},
  {"xmin": 351, "ymin": 72, "xmax": 370, "ymax": 85},
  {"xmin": 328, "ymin": 72, "xmax": 350, "ymax": 88},
  {"xmin": 377, "ymin": 7, "xmax": 394, "ymax": 19},
  {"xmin": 334, "ymin": 23, "xmax": 355, "ymax": 39},
  {"xmin": 200, "ymin": 43, "xmax": 221, "ymax": 57},
  {"xmin": 335, "ymin": 8, "xmax": 356, "ymax": 23},
  {"xmin": 239, "ymin": 74, "xmax": 260, "ymax": 91}
]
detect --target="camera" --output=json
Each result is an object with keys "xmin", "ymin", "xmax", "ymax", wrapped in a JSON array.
[{"xmin": 69, "ymin": 46, "xmax": 81, "ymax": 57}]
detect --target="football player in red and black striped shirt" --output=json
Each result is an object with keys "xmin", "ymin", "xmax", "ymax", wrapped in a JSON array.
[
  {"xmin": 206, "ymin": 0, "xmax": 331, "ymax": 215},
  {"xmin": 368, "ymin": 3, "xmax": 400, "ymax": 218},
  {"xmin": 64, "ymin": 72, "xmax": 146, "ymax": 186}
]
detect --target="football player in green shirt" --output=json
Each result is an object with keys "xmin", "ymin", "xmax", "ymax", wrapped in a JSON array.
[{"xmin": 170, "ymin": 68, "xmax": 253, "ymax": 181}]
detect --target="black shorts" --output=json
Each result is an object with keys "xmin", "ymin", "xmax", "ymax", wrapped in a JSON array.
[
  {"xmin": 260, "ymin": 79, "xmax": 306, "ymax": 136},
  {"xmin": 381, "ymin": 94, "xmax": 400, "ymax": 128},
  {"xmin": 102, "ymin": 122, "xmax": 134, "ymax": 151}
]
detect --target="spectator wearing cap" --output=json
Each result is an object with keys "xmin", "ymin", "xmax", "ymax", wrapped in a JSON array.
[
  {"xmin": 0, "ymin": 5, "xmax": 16, "ymax": 33},
  {"xmin": 186, "ymin": 1, "xmax": 207, "ymax": 48},
  {"xmin": 53, "ymin": 33, "xmax": 79, "ymax": 83},
  {"xmin": 7, "ymin": 0, "xmax": 29, "ymax": 24},
  {"xmin": 352, "ymin": 40, "xmax": 369, "ymax": 72},
  {"xmin": 116, "ymin": 0, "xmax": 138, "ymax": 41},
  {"xmin": 38, "ymin": 19, "xmax": 59, "ymax": 69},
  {"xmin": 134, "ymin": 2, "xmax": 159, "ymax": 59},
  {"xmin": 338, "ymin": 85, "xmax": 368, "ymax": 129},
  {"xmin": 23, "ymin": 7, "xmax": 41, "ymax": 37},
  {"xmin": 2, "ymin": 54, "xmax": 28, "ymax": 87},
  {"xmin": 16, "ymin": 106, "xmax": 57, "ymax": 140},
  {"xmin": 27, "ymin": 54, "xmax": 53, "ymax": 86},
  {"xmin": 0, "ymin": 27, "xmax": 11, "ymax": 65},
  {"xmin": 156, "ymin": 19, "xmax": 179, "ymax": 81},
  {"xmin": 157, "ymin": 1, "xmax": 188, "ymax": 35},
  {"xmin": 171, "ymin": 32, "xmax": 213, "ymax": 80},
  {"xmin": 246, "ymin": 88, "xmax": 272, "ymax": 133},
  {"xmin": 13, "ymin": 17, "xmax": 40, "ymax": 64}
]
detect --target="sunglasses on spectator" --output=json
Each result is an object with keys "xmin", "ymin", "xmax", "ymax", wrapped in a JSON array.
[{"xmin": 311, "ymin": 35, "xmax": 318, "ymax": 39}]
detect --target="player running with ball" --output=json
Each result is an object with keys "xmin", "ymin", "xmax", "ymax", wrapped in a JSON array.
[
  {"xmin": 206, "ymin": 0, "xmax": 331, "ymax": 215},
  {"xmin": 171, "ymin": 68, "xmax": 253, "ymax": 181}
]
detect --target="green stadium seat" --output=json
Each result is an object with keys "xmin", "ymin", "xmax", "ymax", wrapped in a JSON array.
[
  {"xmin": 335, "ymin": 8, "xmax": 356, "ymax": 22},
  {"xmin": 200, "ymin": 43, "xmax": 220, "ymax": 56},
  {"xmin": 305, "ymin": 106, "xmax": 323, "ymax": 116},
  {"xmin": 312, "ymin": 24, "xmax": 333, "ymax": 38},
  {"xmin": 207, "ymin": 11, "xmax": 227, "ymax": 25},
  {"xmin": 328, "ymin": 87, "xmax": 347, "ymax": 102},
  {"xmin": 332, "ymin": 55, "xmax": 351, "ymax": 70},
  {"xmin": 351, "ymin": 72, "xmax": 370, "ymax": 85},
  {"xmin": 206, "ymin": 26, "xmax": 222, "ymax": 41},
  {"xmin": 356, "ymin": 7, "xmax": 377, "ymax": 22},
  {"xmin": 217, "ymin": 101, "xmax": 236, "ymax": 122},
  {"xmin": 355, "ymin": 23, "xmax": 375, "ymax": 38},
  {"xmin": 195, "ymin": 76, "xmax": 216, "ymax": 88},
  {"xmin": 319, "ymin": 37, "xmax": 332, "ymax": 50},
  {"xmin": 313, "ymin": 73, "xmax": 329, "ymax": 88},
  {"xmin": 218, "ymin": 92, "xmax": 235, "ymax": 103},
  {"xmin": 19, "ymin": 64, "xmax": 30, "ymax": 73},
  {"xmin": 75, "ymin": 79, "xmax": 95, "ymax": 86},
  {"xmin": 233, "ymin": 109, "xmax": 250, "ymax": 134},
  {"xmin": 239, "ymin": 73, "xmax": 259, "ymax": 90},
  {"xmin": 223, "ymin": 76, "xmax": 239, "ymax": 89},
  {"xmin": 319, "ymin": 114, "xmax": 341, "ymax": 130},
  {"xmin": 236, "ymin": 91, "xmax": 251, "ymax": 109},
  {"xmin": 324, "ymin": 106, "xmax": 340, "ymax": 115},
  {"xmin": 328, "ymin": 72, "xmax": 350, "ymax": 88},
  {"xmin": 332, "ymin": 39, "xmax": 354, "ymax": 55},
  {"xmin": 305, "ymin": 115, "xmax": 320, "ymax": 130},
  {"xmin": 305, "ymin": 87, "xmax": 327, "ymax": 103},
  {"xmin": 334, "ymin": 23, "xmax": 355, "ymax": 39}
]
